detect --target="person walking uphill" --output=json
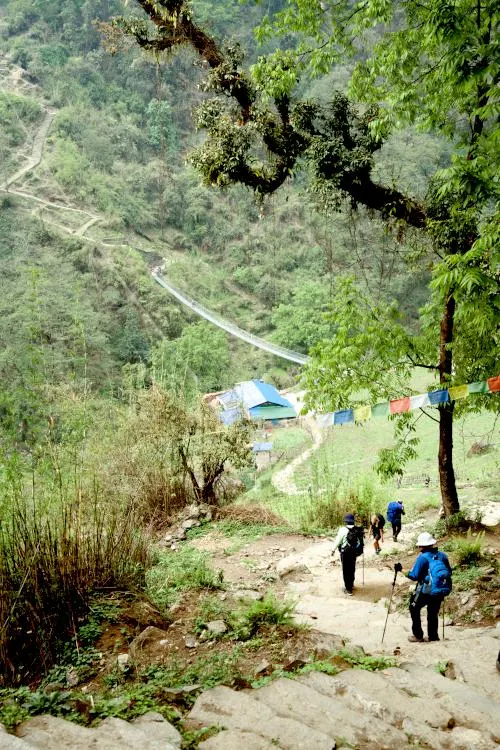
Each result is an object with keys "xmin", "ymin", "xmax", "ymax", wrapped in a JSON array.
[
  {"xmin": 387, "ymin": 500, "xmax": 405, "ymax": 541},
  {"xmin": 395, "ymin": 531, "xmax": 452, "ymax": 642},
  {"xmin": 370, "ymin": 513, "xmax": 385, "ymax": 555},
  {"xmin": 332, "ymin": 514, "xmax": 364, "ymax": 595}
]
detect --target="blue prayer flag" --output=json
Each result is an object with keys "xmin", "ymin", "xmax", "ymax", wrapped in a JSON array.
[
  {"xmin": 428, "ymin": 389, "xmax": 449, "ymax": 405},
  {"xmin": 334, "ymin": 409, "xmax": 354, "ymax": 425}
]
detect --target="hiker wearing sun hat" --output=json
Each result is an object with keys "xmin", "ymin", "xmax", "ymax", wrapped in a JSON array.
[{"xmin": 394, "ymin": 531, "xmax": 452, "ymax": 642}]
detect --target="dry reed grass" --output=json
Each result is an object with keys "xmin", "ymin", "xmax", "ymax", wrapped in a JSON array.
[{"xmin": 215, "ymin": 504, "xmax": 289, "ymax": 526}]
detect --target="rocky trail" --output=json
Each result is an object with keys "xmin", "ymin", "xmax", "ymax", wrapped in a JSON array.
[
  {"xmin": 1, "ymin": 49, "xmax": 499, "ymax": 750},
  {"xmin": 4, "ymin": 514, "xmax": 498, "ymax": 749}
]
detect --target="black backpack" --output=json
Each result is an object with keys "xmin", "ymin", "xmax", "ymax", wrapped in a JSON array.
[
  {"xmin": 376, "ymin": 513, "xmax": 386, "ymax": 528},
  {"xmin": 344, "ymin": 526, "xmax": 364, "ymax": 557}
]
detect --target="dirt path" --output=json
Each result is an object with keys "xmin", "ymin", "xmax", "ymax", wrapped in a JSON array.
[
  {"xmin": 192, "ymin": 520, "xmax": 500, "ymax": 704},
  {"xmin": 1, "ymin": 109, "xmax": 56, "ymax": 190},
  {"xmin": 272, "ymin": 415, "xmax": 323, "ymax": 495}
]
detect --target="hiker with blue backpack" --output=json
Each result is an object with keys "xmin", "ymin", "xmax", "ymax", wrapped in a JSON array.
[
  {"xmin": 332, "ymin": 513, "xmax": 364, "ymax": 596},
  {"xmin": 387, "ymin": 499, "xmax": 405, "ymax": 541},
  {"xmin": 394, "ymin": 531, "xmax": 452, "ymax": 642}
]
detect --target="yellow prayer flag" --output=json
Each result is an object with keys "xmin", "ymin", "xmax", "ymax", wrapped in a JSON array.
[
  {"xmin": 354, "ymin": 405, "xmax": 371, "ymax": 422},
  {"xmin": 448, "ymin": 385, "xmax": 468, "ymax": 401}
]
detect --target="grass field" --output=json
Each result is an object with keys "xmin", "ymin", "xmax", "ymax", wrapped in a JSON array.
[{"xmin": 242, "ymin": 400, "xmax": 498, "ymax": 530}]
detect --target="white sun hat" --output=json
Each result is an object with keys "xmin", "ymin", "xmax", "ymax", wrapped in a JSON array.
[{"xmin": 417, "ymin": 531, "xmax": 437, "ymax": 547}]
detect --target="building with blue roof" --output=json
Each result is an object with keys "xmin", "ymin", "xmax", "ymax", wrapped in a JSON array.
[{"xmin": 216, "ymin": 380, "xmax": 297, "ymax": 425}]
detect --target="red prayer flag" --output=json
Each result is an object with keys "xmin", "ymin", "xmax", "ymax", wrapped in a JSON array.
[
  {"xmin": 487, "ymin": 375, "xmax": 500, "ymax": 392},
  {"xmin": 389, "ymin": 397, "xmax": 411, "ymax": 414}
]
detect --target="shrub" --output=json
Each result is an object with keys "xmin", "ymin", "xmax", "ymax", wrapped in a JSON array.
[
  {"xmin": 434, "ymin": 510, "xmax": 482, "ymax": 536},
  {"xmin": 235, "ymin": 594, "xmax": 296, "ymax": 639},
  {"xmin": 450, "ymin": 531, "xmax": 485, "ymax": 567},
  {"xmin": 0, "ymin": 497, "xmax": 151, "ymax": 686},
  {"xmin": 146, "ymin": 547, "xmax": 224, "ymax": 612},
  {"xmin": 301, "ymin": 476, "xmax": 380, "ymax": 531}
]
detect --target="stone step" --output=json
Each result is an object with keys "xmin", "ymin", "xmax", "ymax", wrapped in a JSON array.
[
  {"xmin": 13, "ymin": 712, "xmax": 181, "ymax": 750},
  {"xmin": 387, "ymin": 663, "xmax": 500, "ymax": 740},
  {"xmin": 185, "ymin": 663, "xmax": 500, "ymax": 750},
  {"xmin": 251, "ymin": 675, "xmax": 409, "ymax": 749},
  {"xmin": 185, "ymin": 684, "xmax": 335, "ymax": 749}
]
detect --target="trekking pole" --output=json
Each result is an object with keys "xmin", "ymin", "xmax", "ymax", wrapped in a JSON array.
[
  {"xmin": 362, "ymin": 549, "xmax": 365, "ymax": 586},
  {"xmin": 381, "ymin": 569, "xmax": 398, "ymax": 644}
]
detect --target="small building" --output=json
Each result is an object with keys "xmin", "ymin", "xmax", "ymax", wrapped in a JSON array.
[
  {"xmin": 217, "ymin": 380, "xmax": 297, "ymax": 425},
  {"xmin": 252, "ymin": 441, "xmax": 274, "ymax": 469}
]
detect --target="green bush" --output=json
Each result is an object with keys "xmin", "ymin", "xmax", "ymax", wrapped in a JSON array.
[
  {"xmin": 450, "ymin": 531, "xmax": 485, "ymax": 567},
  {"xmin": 146, "ymin": 547, "xmax": 224, "ymax": 613},
  {"xmin": 301, "ymin": 476, "xmax": 380, "ymax": 532},
  {"xmin": 235, "ymin": 594, "xmax": 296, "ymax": 639},
  {"xmin": 0, "ymin": 496, "xmax": 151, "ymax": 686}
]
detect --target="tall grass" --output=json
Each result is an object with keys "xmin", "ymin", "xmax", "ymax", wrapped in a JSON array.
[
  {"xmin": 449, "ymin": 531, "xmax": 485, "ymax": 567},
  {"xmin": 0, "ymin": 492, "xmax": 151, "ymax": 686},
  {"xmin": 301, "ymin": 475, "xmax": 383, "ymax": 532}
]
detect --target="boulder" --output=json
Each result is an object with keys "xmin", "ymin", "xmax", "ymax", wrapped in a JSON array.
[
  {"xmin": 205, "ymin": 620, "xmax": 227, "ymax": 636},
  {"xmin": 129, "ymin": 626, "xmax": 170, "ymax": 659}
]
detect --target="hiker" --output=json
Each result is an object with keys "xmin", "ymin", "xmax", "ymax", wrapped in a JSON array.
[
  {"xmin": 386, "ymin": 499, "xmax": 405, "ymax": 541},
  {"xmin": 332, "ymin": 513, "xmax": 364, "ymax": 595},
  {"xmin": 370, "ymin": 513, "xmax": 385, "ymax": 555},
  {"xmin": 395, "ymin": 531, "xmax": 452, "ymax": 643}
]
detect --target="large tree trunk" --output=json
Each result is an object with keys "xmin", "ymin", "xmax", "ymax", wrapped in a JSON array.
[{"xmin": 438, "ymin": 295, "xmax": 460, "ymax": 517}]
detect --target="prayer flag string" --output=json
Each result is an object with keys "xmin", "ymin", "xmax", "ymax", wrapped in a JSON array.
[{"xmin": 316, "ymin": 376, "xmax": 499, "ymax": 428}]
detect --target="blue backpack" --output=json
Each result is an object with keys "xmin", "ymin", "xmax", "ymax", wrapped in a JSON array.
[
  {"xmin": 422, "ymin": 552, "xmax": 452, "ymax": 596},
  {"xmin": 387, "ymin": 501, "xmax": 402, "ymax": 522}
]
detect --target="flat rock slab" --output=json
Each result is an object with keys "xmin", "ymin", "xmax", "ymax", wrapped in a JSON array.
[
  {"xmin": 14, "ymin": 712, "xmax": 181, "ymax": 750},
  {"xmin": 281, "ymin": 539, "xmax": 500, "ymax": 702},
  {"xmin": 185, "ymin": 665, "xmax": 500, "ymax": 750}
]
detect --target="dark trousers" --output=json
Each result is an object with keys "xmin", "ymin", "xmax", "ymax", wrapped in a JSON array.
[
  {"xmin": 410, "ymin": 592, "xmax": 443, "ymax": 640},
  {"xmin": 391, "ymin": 520, "xmax": 402, "ymax": 539},
  {"xmin": 340, "ymin": 549, "xmax": 357, "ymax": 592}
]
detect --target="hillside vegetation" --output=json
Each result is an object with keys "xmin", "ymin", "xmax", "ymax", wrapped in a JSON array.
[{"xmin": 0, "ymin": 3, "xmax": 497, "ymax": 738}]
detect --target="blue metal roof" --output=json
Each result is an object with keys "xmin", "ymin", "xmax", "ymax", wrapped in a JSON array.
[
  {"xmin": 219, "ymin": 406, "xmax": 243, "ymax": 425},
  {"xmin": 252, "ymin": 442, "xmax": 273, "ymax": 452},
  {"xmin": 233, "ymin": 380, "xmax": 294, "ymax": 410}
]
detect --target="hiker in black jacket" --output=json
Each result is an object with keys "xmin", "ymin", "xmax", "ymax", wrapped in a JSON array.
[{"xmin": 332, "ymin": 513, "xmax": 364, "ymax": 595}]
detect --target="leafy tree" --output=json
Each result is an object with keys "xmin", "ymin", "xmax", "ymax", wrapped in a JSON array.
[
  {"xmin": 151, "ymin": 321, "xmax": 231, "ymax": 396},
  {"xmin": 115, "ymin": 307, "xmax": 150, "ymax": 364},
  {"xmin": 125, "ymin": 386, "xmax": 254, "ymax": 506},
  {"xmin": 114, "ymin": 0, "xmax": 499, "ymax": 516},
  {"xmin": 272, "ymin": 280, "xmax": 333, "ymax": 353}
]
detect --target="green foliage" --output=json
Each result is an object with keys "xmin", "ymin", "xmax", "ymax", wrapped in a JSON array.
[
  {"xmin": 337, "ymin": 649, "xmax": 397, "ymax": 672},
  {"xmin": 271, "ymin": 281, "xmax": 334, "ymax": 353},
  {"xmin": 303, "ymin": 278, "xmax": 413, "ymax": 413},
  {"xmin": 193, "ymin": 591, "xmax": 298, "ymax": 642},
  {"xmin": 0, "ymin": 688, "xmax": 31, "ymax": 732},
  {"xmin": 301, "ymin": 474, "xmax": 383, "ymax": 532},
  {"xmin": 435, "ymin": 661, "xmax": 448, "ymax": 676},
  {"xmin": 450, "ymin": 565, "xmax": 484, "ymax": 592},
  {"xmin": 235, "ymin": 594, "xmax": 297, "ymax": 639},
  {"xmin": 449, "ymin": 531, "xmax": 485, "ymax": 568},
  {"xmin": 146, "ymin": 547, "xmax": 224, "ymax": 613},
  {"xmin": 151, "ymin": 321, "xmax": 231, "ymax": 395},
  {"xmin": 0, "ymin": 486, "xmax": 151, "ymax": 685},
  {"xmin": 434, "ymin": 511, "xmax": 479, "ymax": 536}
]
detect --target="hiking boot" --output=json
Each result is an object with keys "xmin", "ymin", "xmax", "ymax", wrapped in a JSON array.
[
  {"xmin": 408, "ymin": 635, "xmax": 425, "ymax": 643},
  {"xmin": 343, "ymin": 588, "xmax": 354, "ymax": 596}
]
